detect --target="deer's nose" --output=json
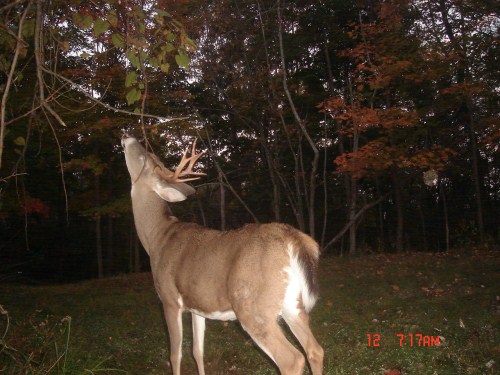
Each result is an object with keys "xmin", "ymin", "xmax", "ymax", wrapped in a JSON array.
[
  {"xmin": 121, "ymin": 132, "xmax": 133, "ymax": 148},
  {"xmin": 122, "ymin": 132, "xmax": 132, "ymax": 140}
]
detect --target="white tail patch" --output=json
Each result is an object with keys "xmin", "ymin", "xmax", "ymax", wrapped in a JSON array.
[{"xmin": 283, "ymin": 244, "xmax": 317, "ymax": 315}]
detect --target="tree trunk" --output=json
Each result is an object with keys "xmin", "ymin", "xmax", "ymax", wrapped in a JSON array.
[
  {"xmin": 95, "ymin": 173, "xmax": 103, "ymax": 278},
  {"xmin": 418, "ymin": 202, "xmax": 428, "ymax": 252},
  {"xmin": 346, "ymin": 71, "xmax": 359, "ymax": 255},
  {"xmin": 393, "ymin": 174, "xmax": 404, "ymax": 252},
  {"xmin": 293, "ymin": 139, "xmax": 306, "ymax": 232},
  {"xmin": 106, "ymin": 216, "xmax": 113, "ymax": 276},
  {"xmin": 277, "ymin": 0, "xmax": 319, "ymax": 237},
  {"xmin": 467, "ymin": 100, "xmax": 484, "ymax": 242},
  {"xmin": 438, "ymin": 0, "xmax": 484, "ymax": 242},
  {"xmin": 439, "ymin": 181, "xmax": 450, "ymax": 252},
  {"xmin": 376, "ymin": 179, "xmax": 385, "ymax": 251},
  {"xmin": 348, "ymin": 178, "xmax": 357, "ymax": 255},
  {"xmin": 219, "ymin": 170, "xmax": 226, "ymax": 231},
  {"xmin": 320, "ymin": 127, "xmax": 329, "ymax": 249},
  {"xmin": 258, "ymin": 127, "xmax": 281, "ymax": 222}
]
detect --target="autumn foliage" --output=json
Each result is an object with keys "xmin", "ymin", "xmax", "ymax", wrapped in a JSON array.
[{"xmin": 0, "ymin": 0, "xmax": 498, "ymax": 278}]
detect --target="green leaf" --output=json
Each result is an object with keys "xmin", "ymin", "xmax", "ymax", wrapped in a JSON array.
[
  {"xmin": 149, "ymin": 57, "xmax": 159, "ymax": 68},
  {"xmin": 15, "ymin": 72, "xmax": 23, "ymax": 82},
  {"xmin": 138, "ymin": 83, "xmax": 145, "ymax": 90},
  {"xmin": 93, "ymin": 19, "xmax": 109, "ymax": 36},
  {"xmin": 165, "ymin": 42, "xmax": 175, "ymax": 52},
  {"xmin": 128, "ymin": 37, "xmax": 147, "ymax": 48},
  {"xmin": 183, "ymin": 36, "xmax": 197, "ymax": 50},
  {"xmin": 126, "ymin": 88, "xmax": 141, "ymax": 105},
  {"xmin": 14, "ymin": 136, "xmax": 25, "ymax": 146},
  {"xmin": 165, "ymin": 31, "xmax": 176, "ymax": 42},
  {"xmin": 125, "ymin": 49, "xmax": 140, "ymax": 69},
  {"xmin": 111, "ymin": 33, "xmax": 124, "ymax": 49},
  {"xmin": 125, "ymin": 71, "xmax": 138, "ymax": 87},
  {"xmin": 21, "ymin": 19, "xmax": 35, "ymax": 38},
  {"xmin": 107, "ymin": 10, "xmax": 118, "ymax": 27},
  {"xmin": 160, "ymin": 63, "xmax": 170, "ymax": 73},
  {"xmin": 132, "ymin": 8, "xmax": 146, "ymax": 20},
  {"xmin": 175, "ymin": 52, "xmax": 190, "ymax": 70},
  {"xmin": 154, "ymin": 9, "xmax": 172, "ymax": 18},
  {"xmin": 72, "ymin": 13, "xmax": 93, "ymax": 29}
]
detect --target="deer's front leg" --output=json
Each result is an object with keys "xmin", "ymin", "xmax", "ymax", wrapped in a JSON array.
[
  {"xmin": 163, "ymin": 304, "xmax": 183, "ymax": 375},
  {"xmin": 191, "ymin": 313, "xmax": 206, "ymax": 375}
]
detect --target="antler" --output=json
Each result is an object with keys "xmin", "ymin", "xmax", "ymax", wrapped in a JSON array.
[{"xmin": 154, "ymin": 139, "xmax": 206, "ymax": 183}]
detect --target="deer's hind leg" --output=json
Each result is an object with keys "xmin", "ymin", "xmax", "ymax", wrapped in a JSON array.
[
  {"xmin": 234, "ymin": 288, "xmax": 305, "ymax": 375},
  {"xmin": 239, "ymin": 315, "xmax": 305, "ymax": 375},
  {"xmin": 283, "ymin": 309, "xmax": 324, "ymax": 375}
]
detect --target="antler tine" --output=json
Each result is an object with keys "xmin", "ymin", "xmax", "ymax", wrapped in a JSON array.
[{"xmin": 156, "ymin": 139, "xmax": 206, "ymax": 184}]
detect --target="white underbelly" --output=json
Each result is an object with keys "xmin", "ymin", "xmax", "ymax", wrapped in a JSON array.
[{"xmin": 190, "ymin": 309, "xmax": 237, "ymax": 321}]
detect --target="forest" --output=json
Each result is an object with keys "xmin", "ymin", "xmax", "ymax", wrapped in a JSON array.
[{"xmin": 0, "ymin": 0, "xmax": 499, "ymax": 282}]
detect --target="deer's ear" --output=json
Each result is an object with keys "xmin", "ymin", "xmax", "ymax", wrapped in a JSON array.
[{"xmin": 153, "ymin": 180, "xmax": 196, "ymax": 202}]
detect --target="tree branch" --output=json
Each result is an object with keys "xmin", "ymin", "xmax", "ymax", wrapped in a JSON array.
[
  {"xmin": 0, "ymin": 0, "xmax": 32, "ymax": 170},
  {"xmin": 41, "ymin": 67, "xmax": 193, "ymax": 123},
  {"xmin": 0, "ymin": 0, "xmax": 26, "ymax": 13},
  {"xmin": 323, "ymin": 194, "xmax": 388, "ymax": 251},
  {"xmin": 276, "ymin": 0, "xmax": 319, "ymax": 236}
]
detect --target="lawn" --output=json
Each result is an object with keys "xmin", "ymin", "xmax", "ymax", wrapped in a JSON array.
[{"xmin": 1, "ymin": 250, "xmax": 498, "ymax": 374}]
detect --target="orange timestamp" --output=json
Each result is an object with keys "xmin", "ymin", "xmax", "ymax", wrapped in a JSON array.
[{"xmin": 367, "ymin": 333, "xmax": 441, "ymax": 347}]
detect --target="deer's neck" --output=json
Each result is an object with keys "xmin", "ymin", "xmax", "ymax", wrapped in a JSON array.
[{"xmin": 131, "ymin": 187, "xmax": 177, "ymax": 258}]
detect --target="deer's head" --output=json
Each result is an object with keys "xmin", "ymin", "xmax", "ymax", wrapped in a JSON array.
[{"xmin": 121, "ymin": 133, "xmax": 205, "ymax": 202}]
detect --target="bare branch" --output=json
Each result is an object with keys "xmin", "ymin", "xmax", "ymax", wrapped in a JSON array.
[
  {"xmin": 0, "ymin": 0, "xmax": 26, "ymax": 13},
  {"xmin": 4, "ymin": 83, "xmax": 71, "ymax": 127},
  {"xmin": 198, "ymin": 129, "xmax": 260, "ymax": 224},
  {"xmin": 42, "ymin": 109, "xmax": 69, "ymax": 223},
  {"xmin": 323, "ymin": 194, "xmax": 388, "ymax": 251},
  {"xmin": 41, "ymin": 67, "xmax": 194, "ymax": 123},
  {"xmin": 0, "ymin": 0, "xmax": 32, "ymax": 170},
  {"xmin": 276, "ymin": 0, "xmax": 319, "ymax": 236},
  {"xmin": 0, "ymin": 172, "xmax": 27, "ymax": 184}
]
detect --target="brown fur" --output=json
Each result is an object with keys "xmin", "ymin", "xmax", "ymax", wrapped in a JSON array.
[{"xmin": 122, "ymin": 135, "xmax": 323, "ymax": 375}]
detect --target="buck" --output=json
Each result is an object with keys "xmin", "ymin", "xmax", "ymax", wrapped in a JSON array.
[{"xmin": 121, "ymin": 133, "xmax": 323, "ymax": 375}]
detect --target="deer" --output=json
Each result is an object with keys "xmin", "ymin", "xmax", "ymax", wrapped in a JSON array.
[{"xmin": 121, "ymin": 133, "xmax": 324, "ymax": 375}]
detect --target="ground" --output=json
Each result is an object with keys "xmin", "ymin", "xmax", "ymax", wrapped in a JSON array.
[{"xmin": 0, "ymin": 249, "xmax": 498, "ymax": 374}]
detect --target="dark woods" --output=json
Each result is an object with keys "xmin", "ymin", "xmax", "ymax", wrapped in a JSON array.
[{"xmin": 0, "ymin": 0, "xmax": 498, "ymax": 282}]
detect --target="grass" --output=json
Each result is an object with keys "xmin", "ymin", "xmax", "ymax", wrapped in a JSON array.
[{"xmin": 0, "ymin": 249, "xmax": 498, "ymax": 374}]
